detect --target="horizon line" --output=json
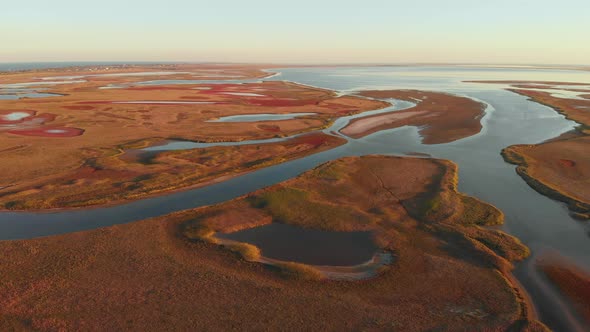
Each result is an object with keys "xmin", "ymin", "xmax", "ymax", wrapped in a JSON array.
[{"xmin": 0, "ymin": 61, "xmax": 589, "ymax": 68}]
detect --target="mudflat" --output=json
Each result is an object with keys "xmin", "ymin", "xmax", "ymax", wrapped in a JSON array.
[{"xmin": 340, "ymin": 90, "xmax": 485, "ymax": 144}]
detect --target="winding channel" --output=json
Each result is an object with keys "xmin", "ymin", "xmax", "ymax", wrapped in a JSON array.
[{"xmin": 1, "ymin": 66, "xmax": 590, "ymax": 331}]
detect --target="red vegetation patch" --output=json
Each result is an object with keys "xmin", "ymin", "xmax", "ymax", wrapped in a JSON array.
[
  {"xmin": 257, "ymin": 124, "xmax": 281, "ymax": 133},
  {"xmin": 179, "ymin": 96, "xmax": 211, "ymax": 100},
  {"xmin": 292, "ymin": 133, "xmax": 330, "ymax": 148},
  {"xmin": 126, "ymin": 86, "xmax": 196, "ymax": 91},
  {"xmin": 245, "ymin": 99, "xmax": 319, "ymax": 107},
  {"xmin": 78, "ymin": 100, "xmax": 224, "ymax": 106},
  {"xmin": 558, "ymin": 159, "xmax": 576, "ymax": 167},
  {"xmin": 8, "ymin": 126, "xmax": 85, "ymax": 137},
  {"xmin": 30, "ymin": 113, "xmax": 57, "ymax": 123},
  {"xmin": 63, "ymin": 105, "xmax": 96, "ymax": 110},
  {"xmin": 321, "ymin": 102, "xmax": 357, "ymax": 110}
]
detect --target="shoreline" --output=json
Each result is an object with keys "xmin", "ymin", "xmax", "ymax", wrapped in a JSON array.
[
  {"xmin": 210, "ymin": 234, "xmax": 394, "ymax": 281},
  {"xmin": 501, "ymin": 88, "xmax": 590, "ymax": 219},
  {"xmin": 178, "ymin": 155, "xmax": 543, "ymax": 328},
  {"xmin": 3, "ymin": 68, "xmax": 391, "ymax": 212},
  {"xmin": 0, "ymin": 133, "xmax": 347, "ymax": 213}
]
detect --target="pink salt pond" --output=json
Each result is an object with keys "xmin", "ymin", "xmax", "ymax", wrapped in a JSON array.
[{"xmin": 8, "ymin": 127, "xmax": 84, "ymax": 137}]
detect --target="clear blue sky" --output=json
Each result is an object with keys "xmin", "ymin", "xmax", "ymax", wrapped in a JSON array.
[{"xmin": 3, "ymin": 0, "xmax": 589, "ymax": 64}]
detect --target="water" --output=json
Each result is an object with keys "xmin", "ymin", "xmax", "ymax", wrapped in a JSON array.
[
  {"xmin": 217, "ymin": 223, "xmax": 378, "ymax": 266},
  {"xmin": 0, "ymin": 92, "xmax": 64, "ymax": 100},
  {"xmin": 0, "ymin": 80, "xmax": 84, "ymax": 100},
  {"xmin": 1, "ymin": 65, "xmax": 589, "ymax": 330}
]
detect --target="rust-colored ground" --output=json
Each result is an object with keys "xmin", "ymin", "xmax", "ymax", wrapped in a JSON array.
[
  {"xmin": 503, "ymin": 135, "xmax": 590, "ymax": 217},
  {"xmin": 537, "ymin": 254, "xmax": 590, "ymax": 323},
  {"xmin": 0, "ymin": 156, "xmax": 545, "ymax": 331},
  {"xmin": 0, "ymin": 65, "xmax": 387, "ymax": 209},
  {"xmin": 0, "ymin": 132, "xmax": 345, "ymax": 209},
  {"xmin": 340, "ymin": 90, "xmax": 485, "ymax": 144}
]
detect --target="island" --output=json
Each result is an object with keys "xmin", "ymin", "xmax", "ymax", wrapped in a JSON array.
[{"xmin": 0, "ymin": 155, "xmax": 544, "ymax": 331}]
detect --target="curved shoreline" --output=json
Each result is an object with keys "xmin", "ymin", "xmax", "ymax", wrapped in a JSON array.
[
  {"xmin": 502, "ymin": 146, "xmax": 590, "ymax": 218},
  {"xmin": 211, "ymin": 234, "xmax": 394, "ymax": 281},
  {"xmin": 500, "ymin": 88, "xmax": 590, "ymax": 219},
  {"xmin": 340, "ymin": 90, "xmax": 486, "ymax": 144},
  {"xmin": 0, "ymin": 71, "xmax": 389, "ymax": 210},
  {"xmin": 0, "ymin": 153, "xmax": 545, "ymax": 330}
]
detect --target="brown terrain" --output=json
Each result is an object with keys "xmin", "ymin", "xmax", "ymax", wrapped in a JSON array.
[
  {"xmin": 340, "ymin": 90, "xmax": 486, "ymax": 144},
  {"xmin": 0, "ymin": 155, "xmax": 546, "ymax": 331},
  {"xmin": 0, "ymin": 65, "xmax": 387, "ymax": 209},
  {"xmin": 537, "ymin": 253, "xmax": 590, "ymax": 323},
  {"xmin": 0, "ymin": 132, "xmax": 345, "ymax": 209}
]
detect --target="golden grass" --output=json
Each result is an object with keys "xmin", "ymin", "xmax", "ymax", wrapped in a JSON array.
[
  {"xmin": 275, "ymin": 262, "xmax": 324, "ymax": 281},
  {"xmin": 224, "ymin": 243, "xmax": 261, "ymax": 261},
  {"xmin": 0, "ymin": 65, "xmax": 387, "ymax": 210},
  {"xmin": 0, "ymin": 155, "xmax": 543, "ymax": 330},
  {"xmin": 0, "ymin": 133, "xmax": 346, "ymax": 210}
]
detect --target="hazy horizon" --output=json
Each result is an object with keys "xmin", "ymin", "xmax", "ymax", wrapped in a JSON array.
[{"xmin": 3, "ymin": 0, "xmax": 590, "ymax": 65}]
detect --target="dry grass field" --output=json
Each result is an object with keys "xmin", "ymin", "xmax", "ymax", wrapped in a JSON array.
[
  {"xmin": 0, "ymin": 65, "xmax": 387, "ymax": 209},
  {"xmin": 0, "ymin": 156, "xmax": 546, "ymax": 331}
]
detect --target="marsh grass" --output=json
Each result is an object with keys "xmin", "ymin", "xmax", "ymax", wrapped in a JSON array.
[
  {"xmin": 224, "ymin": 243, "xmax": 261, "ymax": 261},
  {"xmin": 275, "ymin": 262, "xmax": 324, "ymax": 281},
  {"xmin": 184, "ymin": 225, "xmax": 215, "ymax": 242},
  {"xmin": 182, "ymin": 211, "xmax": 222, "ymax": 242},
  {"xmin": 458, "ymin": 195, "xmax": 504, "ymax": 226},
  {"xmin": 248, "ymin": 187, "xmax": 368, "ymax": 231},
  {"xmin": 473, "ymin": 232, "xmax": 530, "ymax": 262}
]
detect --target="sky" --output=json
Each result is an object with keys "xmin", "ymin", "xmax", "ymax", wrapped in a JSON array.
[{"xmin": 2, "ymin": 0, "xmax": 589, "ymax": 65}]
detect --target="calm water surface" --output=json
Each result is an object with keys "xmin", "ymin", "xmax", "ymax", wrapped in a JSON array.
[{"xmin": 217, "ymin": 223, "xmax": 378, "ymax": 266}]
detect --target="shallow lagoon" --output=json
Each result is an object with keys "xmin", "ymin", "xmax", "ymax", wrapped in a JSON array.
[{"xmin": 217, "ymin": 223, "xmax": 378, "ymax": 266}]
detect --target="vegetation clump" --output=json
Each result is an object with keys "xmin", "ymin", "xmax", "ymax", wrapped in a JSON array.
[{"xmin": 275, "ymin": 262, "xmax": 324, "ymax": 281}]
